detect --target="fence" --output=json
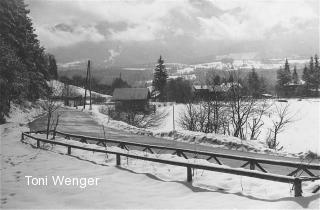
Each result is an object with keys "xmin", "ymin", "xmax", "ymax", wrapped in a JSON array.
[
  {"xmin": 21, "ymin": 131, "xmax": 320, "ymax": 197},
  {"xmin": 50, "ymin": 130, "xmax": 320, "ymax": 177}
]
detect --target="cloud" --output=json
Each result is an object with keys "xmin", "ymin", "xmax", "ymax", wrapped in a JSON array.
[
  {"xmin": 27, "ymin": 0, "xmax": 195, "ymax": 46},
  {"xmin": 199, "ymin": 0, "xmax": 318, "ymax": 41},
  {"xmin": 104, "ymin": 48, "xmax": 122, "ymax": 65},
  {"xmin": 34, "ymin": 24, "xmax": 105, "ymax": 48},
  {"xmin": 26, "ymin": 0, "xmax": 318, "ymax": 60}
]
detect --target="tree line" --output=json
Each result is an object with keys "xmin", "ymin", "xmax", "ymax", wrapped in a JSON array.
[
  {"xmin": 276, "ymin": 55, "xmax": 319, "ymax": 97},
  {"xmin": 0, "ymin": 0, "xmax": 58, "ymax": 123},
  {"xmin": 58, "ymin": 74, "xmax": 130, "ymax": 96},
  {"xmin": 152, "ymin": 56, "xmax": 270, "ymax": 103}
]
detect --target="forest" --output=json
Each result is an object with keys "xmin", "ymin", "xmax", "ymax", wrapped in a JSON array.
[{"xmin": 0, "ymin": 0, "xmax": 58, "ymax": 123}]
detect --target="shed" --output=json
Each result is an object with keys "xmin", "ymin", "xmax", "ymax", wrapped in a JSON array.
[{"xmin": 112, "ymin": 88, "xmax": 151, "ymax": 112}]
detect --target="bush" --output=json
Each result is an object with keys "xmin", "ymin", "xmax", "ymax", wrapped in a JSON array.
[{"xmin": 100, "ymin": 106, "xmax": 168, "ymax": 129}]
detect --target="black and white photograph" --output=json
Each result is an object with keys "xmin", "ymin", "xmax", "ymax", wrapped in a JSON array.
[{"xmin": 1, "ymin": 0, "xmax": 319, "ymax": 209}]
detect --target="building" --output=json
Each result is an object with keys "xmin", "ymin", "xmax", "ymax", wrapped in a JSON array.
[
  {"xmin": 112, "ymin": 88, "xmax": 152, "ymax": 112},
  {"xmin": 193, "ymin": 85, "xmax": 213, "ymax": 100},
  {"xmin": 193, "ymin": 82, "xmax": 242, "ymax": 100}
]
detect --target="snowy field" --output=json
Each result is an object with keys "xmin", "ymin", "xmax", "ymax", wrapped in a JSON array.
[
  {"xmin": 1, "ymin": 104, "xmax": 319, "ymax": 208},
  {"xmin": 153, "ymin": 98, "xmax": 320, "ymax": 155}
]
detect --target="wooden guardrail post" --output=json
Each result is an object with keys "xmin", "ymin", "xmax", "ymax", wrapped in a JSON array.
[
  {"xmin": 250, "ymin": 161, "xmax": 255, "ymax": 170},
  {"xmin": 67, "ymin": 146, "xmax": 71, "ymax": 155},
  {"xmin": 116, "ymin": 154, "xmax": 121, "ymax": 166},
  {"xmin": 187, "ymin": 166, "xmax": 192, "ymax": 182},
  {"xmin": 21, "ymin": 133, "xmax": 24, "ymax": 141},
  {"xmin": 294, "ymin": 178, "xmax": 302, "ymax": 197},
  {"xmin": 37, "ymin": 140, "xmax": 40, "ymax": 148}
]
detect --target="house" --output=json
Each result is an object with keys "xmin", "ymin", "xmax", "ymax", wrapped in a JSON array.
[
  {"xmin": 193, "ymin": 82, "xmax": 243, "ymax": 100},
  {"xmin": 112, "ymin": 88, "xmax": 152, "ymax": 112},
  {"xmin": 193, "ymin": 85, "xmax": 213, "ymax": 100}
]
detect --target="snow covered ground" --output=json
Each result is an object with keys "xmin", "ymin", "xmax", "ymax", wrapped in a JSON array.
[
  {"xmin": 94, "ymin": 98, "xmax": 319, "ymax": 156},
  {"xmin": 1, "ymin": 103, "xmax": 319, "ymax": 208},
  {"xmin": 48, "ymin": 80, "xmax": 112, "ymax": 100},
  {"xmin": 157, "ymin": 99, "xmax": 320, "ymax": 155}
]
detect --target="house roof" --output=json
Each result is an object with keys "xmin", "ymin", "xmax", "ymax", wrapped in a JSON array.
[
  {"xmin": 113, "ymin": 88, "xmax": 149, "ymax": 100},
  {"xmin": 193, "ymin": 85, "xmax": 213, "ymax": 91}
]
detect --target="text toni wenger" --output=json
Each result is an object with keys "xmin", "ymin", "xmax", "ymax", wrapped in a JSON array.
[{"xmin": 25, "ymin": 176, "xmax": 101, "ymax": 189}]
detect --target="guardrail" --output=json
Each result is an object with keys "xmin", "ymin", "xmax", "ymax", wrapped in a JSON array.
[
  {"xmin": 48, "ymin": 130, "xmax": 320, "ymax": 177},
  {"xmin": 21, "ymin": 131, "xmax": 320, "ymax": 197}
]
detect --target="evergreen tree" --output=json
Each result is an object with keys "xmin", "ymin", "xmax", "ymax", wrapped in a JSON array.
[
  {"xmin": 152, "ymin": 56, "xmax": 168, "ymax": 101},
  {"xmin": 314, "ymin": 54, "xmax": 319, "ymax": 96},
  {"xmin": 259, "ymin": 76, "xmax": 267, "ymax": 93},
  {"xmin": 247, "ymin": 68, "xmax": 260, "ymax": 97},
  {"xmin": 276, "ymin": 59, "xmax": 292, "ymax": 96},
  {"xmin": 283, "ymin": 58, "xmax": 291, "ymax": 84},
  {"xmin": 0, "ymin": 0, "xmax": 51, "ymax": 123},
  {"xmin": 309, "ymin": 56, "xmax": 317, "ymax": 88},
  {"xmin": 48, "ymin": 54, "xmax": 58, "ymax": 79},
  {"xmin": 228, "ymin": 74, "xmax": 234, "ymax": 83},
  {"xmin": 165, "ymin": 78, "xmax": 192, "ymax": 103},
  {"xmin": 302, "ymin": 65, "xmax": 310, "ymax": 84},
  {"xmin": 309, "ymin": 56, "xmax": 314, "ymax": 72},
  {"xmin": 292, "ymin": 65, "xmax": 299, "ymax": 84},
  {"xmin": 214, "ymin": 75, "xmax": 221, "ymax": 85},
  {"xmin": 111, "ymin": 77, "xmax": 130, "ymax": 92}
]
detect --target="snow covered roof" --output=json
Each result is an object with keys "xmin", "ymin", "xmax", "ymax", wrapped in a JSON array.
[
  {"xmin": 113, "ymin": 88, "xmax": 149, "ymax": 101},
  {"xmin": 193, "ymin": 85, "xmax": 213, "ymax": 91}
]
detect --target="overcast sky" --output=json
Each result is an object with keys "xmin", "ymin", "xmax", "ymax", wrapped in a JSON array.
[{"xmin": 26, "ymin": 0, "xmax": 319, "ymax": 65}]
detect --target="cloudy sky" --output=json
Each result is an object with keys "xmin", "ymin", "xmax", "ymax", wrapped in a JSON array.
[{"xmin": 26, "ymin": 0, "xmax": 319, "ymax": 66}]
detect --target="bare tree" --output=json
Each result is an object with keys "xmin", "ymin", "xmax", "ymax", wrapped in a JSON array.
[
  {"xmin": 40, "ymin": 81, "xmax": 63, "ymax": 139},
  {"xmin": 228, "ymin": 84, "xmax": 256, "ymax": 139},
  {"xmin": 101, "ymin": 106, "xmax": 168, "ymax": 129},
  {"xmin": 129, "ymin": 109, "xmax": 169, "ymax": 129},
  {"xmin": 179, "ymin": 102, "xmax": 198, "ymax": 131},
  {"xmin": 266, "ymin": 103, "xmax": 294, "ymax": 150},
  {"xmin": 247, "ymin": 100, "xmax": 271, "ymax": 140}
]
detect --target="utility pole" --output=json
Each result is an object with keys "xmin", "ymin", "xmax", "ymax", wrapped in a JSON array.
[
  {"xmin": 173, "ymin": 104, "xmax": 175, "ymax": 131},
  {"xmin": 89, "ymin": 61, "xmax": 92, "ymax": 110},
  {"xmin": 83, "ymin": 60, "xmax": 90, "ymax": 109}
]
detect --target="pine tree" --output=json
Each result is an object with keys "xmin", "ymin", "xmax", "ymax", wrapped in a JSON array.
[
  {"xmin": 247, "ymin": 68, "xmax": 260, "ymax": 97},
  {"xmin": 314, "ymin": 54, "xmax": 319, "ymax": 96},
  {"xmin": 283, "ymin": 58, "xmax": 291, "ymax": 84},
  {"xmin": 111, "ymin": 77, "xmax": 130, "ymax": 92},
  {"xmin": 292, "ymin": 65, "xmax": 299, "ymax": 84},
  {"xmin": 309, "ymin": 56, "xmax": 314, "ymax": 72},
  {"xmin": 302, "ymin": 65, "xmax": 310, "ymax": 84},
  {"xmin": 228, "ymin": 74, "xmax": 234, "ymax": 83},
  {"xmin": 48, "ymin": 54, "xmax": 58, "ymax": 79},
  {"xmin": 152, "ymin": 56, "xmax": 168, "ymax": 101},
  {"xmin": 0, "ymin": 0, "xmax": 51, "ymax": 122},
  {"xmin": 259, "ymin": 76, "xmax": 267, "ymax": 94},
  {"xmin": 276, "ymin": 59, "xmax": 292, "ymax": 96},
  {"xmin": 213, "ymin": 75, "xmax": 221, "ymax": 85}
]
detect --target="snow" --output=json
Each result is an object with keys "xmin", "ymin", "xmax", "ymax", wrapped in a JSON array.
[
  {"xmin": 87, "ymin": 105, "xmax": 279, "ymax": 155},
  {"xmin": 91, "ymin": 98, "xmax": 319, "ymax": 156},
  {"xmin": 177, "ymin": 67, "xmax": 194, "ymax": 74},
  {"xmin": 262, "ymin": 99, "xmax": 320, "ymax": 154},
  {"xmin": 1, "ymin": 103, "xmax": 319, "ymax": 208},
  {"xmin": 48, "ymin": 80, "xmax": 112, "ymax": 100}
]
